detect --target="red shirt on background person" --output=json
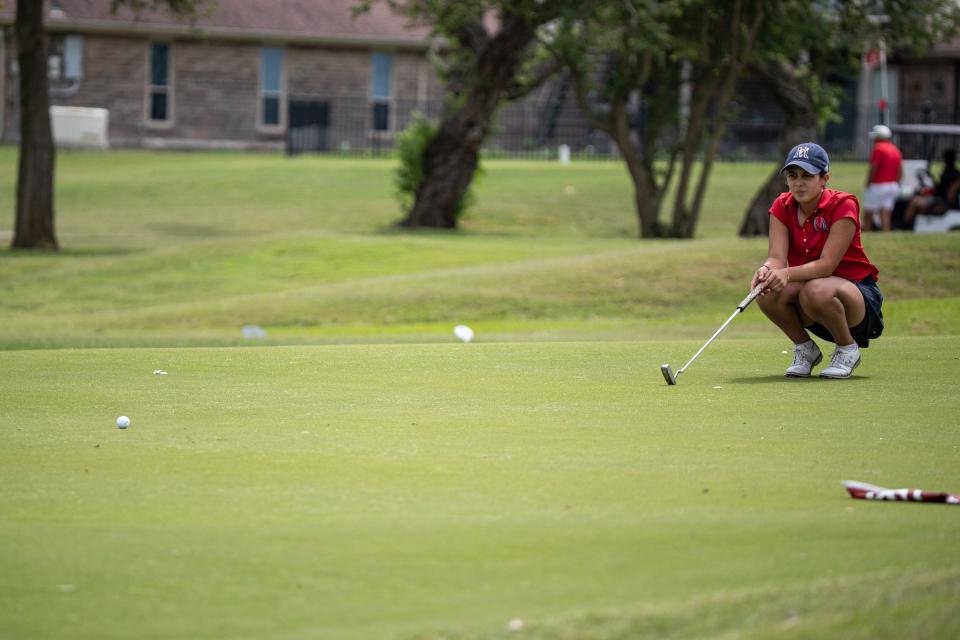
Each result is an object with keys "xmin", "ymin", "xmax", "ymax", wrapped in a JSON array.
[
  {"xmin": 862, "ymin": 125, "xmax": 903, "ymax": 231},
  {"xmin": 869, "ymin": 139, "xmax": 902, "ymax": 183}
]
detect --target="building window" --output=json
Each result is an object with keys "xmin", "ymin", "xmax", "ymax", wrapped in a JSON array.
[
  {"xmin": 147, "ymin": 42, "xmax": 172, "ymax": 125},
  {"xmin": 371, "ymin": 52, "xmax": 393, "ymax": 132},
  {"xmin": 260, "ymin": 47, "xmax": 285, "ymax": 129},
  {"xmin": 48, "ymin": 34, "xmax": 83, "ymax": 81},
  {"xmin": 63, "ymin": 35, "xmax": 84, "ymax": 79}
]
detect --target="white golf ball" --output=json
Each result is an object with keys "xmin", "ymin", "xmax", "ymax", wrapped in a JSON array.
[
  {"xmin": 507, "ymin": 618, "xmax": 525, "ymax": 631},
  {"xmin": 453, "ymin": 325, "xmax": 474, "ymax": 343},
  {"xmin": 116, "ymin": 415, "xmax": 130, "ymax": 429}
]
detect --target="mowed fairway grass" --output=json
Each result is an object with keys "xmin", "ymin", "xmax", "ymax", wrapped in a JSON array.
[{"xmin": 1, "ymin": 146, "xmax": 960, "ymax": 639}]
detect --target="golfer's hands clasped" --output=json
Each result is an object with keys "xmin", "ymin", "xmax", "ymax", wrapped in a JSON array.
[{"xmin": 751, "ymin": 264, "xmax": 788, "ymax": 295}]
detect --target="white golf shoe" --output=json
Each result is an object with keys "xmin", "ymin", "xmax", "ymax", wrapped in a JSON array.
[
  {"xmin": 785, "ymin": 341, "xmax": 822, "ymax": 377},
  {"xmin": 820, "ymin": 345, "xmax": 861, "ymax": 379}
]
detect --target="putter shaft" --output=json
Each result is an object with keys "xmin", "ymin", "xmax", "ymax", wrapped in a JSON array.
[
  {"xmin": 662, "ymin": 285, "xmax": 763, "ymax": 384},
  {"xmin": 677, "ymin": 307, "xmax": 741, "ymax": 374}
]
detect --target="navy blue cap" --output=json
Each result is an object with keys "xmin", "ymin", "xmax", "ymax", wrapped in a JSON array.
[{"xmin": 779, "ymin": 142, "xmax": 830, "ymax": 175}]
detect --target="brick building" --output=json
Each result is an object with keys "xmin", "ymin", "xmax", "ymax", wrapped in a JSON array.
[
  {"xmin": 0, "ymin": 0, "xmax": 443, "ymax": 151},
  {"xmin": 3, "ymin": 2, "xmax": 959, "ymax": 158}
]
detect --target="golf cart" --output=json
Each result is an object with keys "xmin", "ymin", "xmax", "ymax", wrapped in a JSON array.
[{"xmin": 889, "ymin": 123, "xmax": 960, "ymax": 232}]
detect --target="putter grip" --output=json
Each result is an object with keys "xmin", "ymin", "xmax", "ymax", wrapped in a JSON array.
[{"xmin": 737, "ymin": 285, "xmax": 764, "ymax": 311}]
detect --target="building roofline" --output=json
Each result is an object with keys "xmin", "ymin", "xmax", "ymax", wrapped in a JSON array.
[
  {"xmin": 40, "ymin": 18, "xmax": 431, "ymax": 50},
  {"xmin": 0, "ymin": 12, "xmax": 432, "ymax": 51}
]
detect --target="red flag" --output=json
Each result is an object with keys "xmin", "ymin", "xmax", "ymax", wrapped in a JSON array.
[
  {"xmin": 844, "ymin": 480, "xmax": 960, "ymax": 505},
  {"xmin": 862, "ymin": 49, "xmax": 881, "ymax": 68}
]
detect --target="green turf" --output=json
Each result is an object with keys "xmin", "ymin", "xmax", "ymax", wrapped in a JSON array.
[
  {"xmin": 2, "ymin": 232, "xmax": 959, "ymax": 349},
  {"xmin": 0, "ymin": 146, "xmax": 872, "ymax": 244},
  {"xmin": 2, "ymin": 147, "xmax": 959, "ymax": 638},
  {"xmin": 2, "ymin": 147, "xmax": 960, "ymax": 349},
  {"xmin": 1, "ymin": 339, "xmax": 958, "ymax": 639}
]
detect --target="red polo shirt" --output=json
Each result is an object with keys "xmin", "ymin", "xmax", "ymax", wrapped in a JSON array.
[
  {"xmin": 769, "ymin": 189, "xmax": 880, "ymax": 282},
  {"xmin": 869, "ymin": 140, "xmax": 902, "ymax": 184}
]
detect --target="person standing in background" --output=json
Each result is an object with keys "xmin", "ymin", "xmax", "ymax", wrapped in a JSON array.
[{"xmin": 862, "ymin": 124, "xmax": 903, "ymax": 232}]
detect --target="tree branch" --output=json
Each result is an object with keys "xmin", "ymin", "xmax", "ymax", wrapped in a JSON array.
[
  {"xmin": 455, "ymin": 20, "xmax": 490, "ymax": 54},
  {"xmin": 503, "ymin": 57, "xmax": 563, "ymax": 101}
]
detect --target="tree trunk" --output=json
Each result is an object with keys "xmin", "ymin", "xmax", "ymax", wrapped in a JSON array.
[
  {"xmin": 13, "ymin": 0, "xmax": 58, "ymax": 250},
  {"xmin": 670, "ymin": 77, "xmax": 713, "ymax": 238},
  {"xmin": 739, "ymin": 59, "xmax": 817, "ymax": 237},
  {"xmin": 401, "ymin": 98, "xmax": 493, "ymax": 228},
  {"xmin": 673, "ymin": 1, "xmax": 763, "ymax": 238},
  {"xmin": 613, "ymin": 117, "xmax": 663, "ymax": 238},
  {"xmin": 631, "ymin": 169, "xmax": 663, "ymax": 238},
  {"xmin": 739, "ymin": 168, "xmax": 783, "ymax": 236},
  {"xmin": 401, "ymin": 17, "xmax": 536, "ymax": 229},
  {"xmin": 573, "ymin": 74, "xmax": 667, "ymax": 238}
]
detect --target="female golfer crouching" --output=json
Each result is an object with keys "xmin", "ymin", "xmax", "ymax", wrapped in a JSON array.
[{"xmin": 751, "ymin": 142, "xmax": 884, "ymax": 379}]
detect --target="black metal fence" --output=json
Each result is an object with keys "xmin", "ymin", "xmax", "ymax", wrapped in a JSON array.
[{"xmin": 285, "ymin": 93, "xmax": 960, "ymax": 162}]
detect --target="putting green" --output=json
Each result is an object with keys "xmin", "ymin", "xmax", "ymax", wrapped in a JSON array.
[{"xmin": 1, "ymin": 337, "xmax": 958, "ymax": 638}]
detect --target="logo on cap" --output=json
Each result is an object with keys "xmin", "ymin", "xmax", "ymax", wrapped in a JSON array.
[{"xmin": 780, "ymin": 142, "xmax": 829, "ymax": 175}]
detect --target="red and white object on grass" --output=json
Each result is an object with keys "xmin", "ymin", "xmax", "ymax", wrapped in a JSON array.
[{"xmin": 843, "ymin": 480, "xmax": 960, "ymax": 505}]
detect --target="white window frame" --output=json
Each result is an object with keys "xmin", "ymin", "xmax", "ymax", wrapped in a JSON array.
[
  {"xmin": 145, "ymin": 41, "xmax": 174, "ymax": 129},
  {"xmin": 370, "ymin": 51, "xmax": 395, "ymax": 134},
  {"xmin": 257, "ymin": 46, "xmax": 286, "ymax": 132}
]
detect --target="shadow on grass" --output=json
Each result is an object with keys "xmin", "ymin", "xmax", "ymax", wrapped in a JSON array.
[
  {"xmin": 372, "ymin": 221, "xmax": 516, "ymax": 238},
  {"xmin": 148, "ymin": 222, "xmax": 236, "ymax": 237},
  {"xmin": 728, "ymin": 375, "xmax": 873, "ymax": 384},
  {"xmin": 2, "ymin": 247, "xmax": 137, "ymax": 258}
]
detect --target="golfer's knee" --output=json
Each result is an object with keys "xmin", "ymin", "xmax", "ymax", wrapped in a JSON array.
[
  {"xmin": 798, "ymin": 280, "xmax": 833, "ymax": 309},
  {"xmin": 756, "ymin": 291, "xmax": 780, "ymax": 312}
]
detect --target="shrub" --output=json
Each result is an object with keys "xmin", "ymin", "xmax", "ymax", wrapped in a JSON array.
[
  {"xmin": 394, "ymin": 114, "xmax": 479, "ymax": 220},
  {"xmin": 394, "ymin": 115, "xmax": 438, "ymax": 215}
]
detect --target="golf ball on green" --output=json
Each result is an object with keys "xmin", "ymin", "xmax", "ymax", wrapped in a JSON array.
[{"xmin": 116, "ymin": 416, "xmax": 130, "ymax": 429}]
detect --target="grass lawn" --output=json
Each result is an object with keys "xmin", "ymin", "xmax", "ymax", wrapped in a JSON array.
[
  {"xmin": 1, "ymin": 146, "xmax": 959, "ymax": 348},
  {"xmin": 1, "ymin": 339, "xmax": 959, "ymax": 639},
  {"xmin": 1, "ymin": 147, "xmax": 959, "ymax": 638}
]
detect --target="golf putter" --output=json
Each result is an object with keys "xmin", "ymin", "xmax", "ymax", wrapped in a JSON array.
[{"xmin": 661, "ymin": 284, "xmax": 764, "ymax": 385}]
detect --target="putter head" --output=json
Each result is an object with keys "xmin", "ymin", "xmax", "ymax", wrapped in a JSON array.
[{"xmin": 660, "ymin": 364, "xmax": 677, "ymax": 385}]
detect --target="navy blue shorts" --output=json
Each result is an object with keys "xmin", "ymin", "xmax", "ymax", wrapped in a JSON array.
[{"xmin": 806, "ymin": 277, "xmax": 884, "ymax": 348}]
